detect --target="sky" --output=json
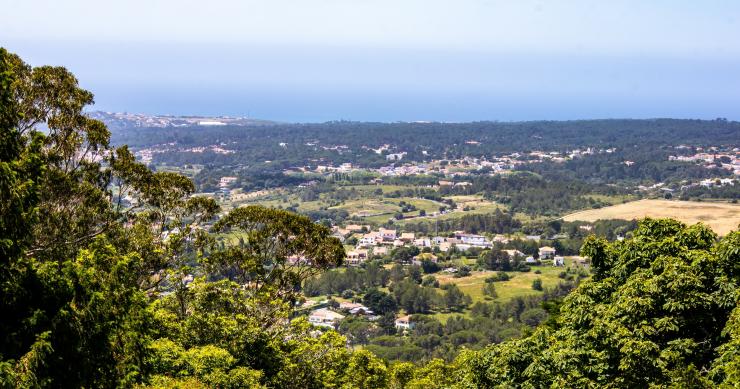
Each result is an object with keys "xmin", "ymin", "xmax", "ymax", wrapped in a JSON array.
[{"xmin": 2, "ymin": 0, "xmax": 740, "ymax": 122}]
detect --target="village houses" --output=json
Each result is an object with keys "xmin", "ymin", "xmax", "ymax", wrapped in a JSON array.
[{"xmin": 308, "ymin": 308, "xmax": 345, "ymax": 328}]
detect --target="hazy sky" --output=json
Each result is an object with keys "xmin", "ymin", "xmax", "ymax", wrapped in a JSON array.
[{"xmin": 3, "ymin": 0, "xmax": 740, "ymax": 121}]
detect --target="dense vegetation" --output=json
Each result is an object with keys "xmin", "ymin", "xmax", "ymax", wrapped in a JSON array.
[
  {"xmin": 110, "ymin": 118, "xmax": 740, "ymax": 169},
  {"xmin": 457, "ymin": 219, "xmax": 740, "ymax": 387},
  {"xmin": 3, "ymin": 49, "xmax": 740, "ymax": 388}
]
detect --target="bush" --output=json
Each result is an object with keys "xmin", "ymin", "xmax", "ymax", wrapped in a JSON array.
[
  {"xmin": 531, "ymin": 278, "xmax": 543, "ymax": 291},
  {"xmin": 485, "ymin": 272, "xmax": 511, "ymax": 283},
  {"xmin": 421, "ymin": 275, "xmax": 439, "ymax": 288},
  {"xmin": 454, "ymin": 266, "xmax": 471, "ymax": 278}
]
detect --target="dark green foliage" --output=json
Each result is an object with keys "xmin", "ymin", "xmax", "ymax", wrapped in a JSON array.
[
  {"xmin": 531, "ymin": 278, "xmax": 543, "ymax": 291},
  {"xmin": 111, "ymin": 119, "xmax": 740, "ymax": 173},
  {"xmin": 363, "ymin": 288, "xmax": 399, "ymax": 315},
  {"xmin": 456, "ymin": 219, "xmax": 740, "ymax": 387}
]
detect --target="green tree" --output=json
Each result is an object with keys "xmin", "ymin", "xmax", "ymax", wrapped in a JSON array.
[
  {"xmin": 456, "ymin": 219, "xmax": 740, "ymax": 388},
  {"xmin": 531, "ymin": 278, "xmax": 543, "ymax": 291},
  {"xmin": 482, "ymin": 282, "xmax": 498, "ymax": 298},
  {"xmin": 443, "ymin": 284, "xmax": 471, "ymax": 312}
]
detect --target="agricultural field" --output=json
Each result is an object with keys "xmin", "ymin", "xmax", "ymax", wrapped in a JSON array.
[{"xmin": 563, "ymin": 199, "xmax": 740, "ymax": 235}]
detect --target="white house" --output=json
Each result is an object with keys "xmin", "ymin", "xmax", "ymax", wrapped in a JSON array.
[
  {"xmin": 339, "ymin": 302, "xmax": 374, "ymax": 315},
  {"xmin": 554, "ymin": 256, "xmax": 565, "ymax": 266},
  {"xmin": 308, "ymin": 308, "xmax": 345, "ymax": 328},
  {"xmin": 395, "ymin": 315, "xmax": 415, "ymax": 330},
  {"xmin": 539, "ymin": 246, "xmax": 557, "ymax": 259},
  {"xmin": 359, "ymin": 233, "xmax": 379, "ymax": 247},
  {"xmin": 432, "ymin": 236, "xmax": 447, "ymax": 245},
  {"xmin": 503, "ymin": 249, "xmax": 525, "ymax": 259},
  {"xmin": 413, "ymin": 238, "xmax": 432, "ymax": 248},
  {"xmin": 455, "ymin": 233, "xmax": 492, "ymax": 248}
]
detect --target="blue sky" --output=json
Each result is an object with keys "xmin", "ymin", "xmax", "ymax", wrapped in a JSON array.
[{"xmin": 3, "ymin": 0, "xmax": 740, "ymax": 122}]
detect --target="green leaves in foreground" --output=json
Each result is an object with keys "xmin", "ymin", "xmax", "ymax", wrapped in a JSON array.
[{"xmin": 455, "ymin": 219, "xmax": 740, "ymax": 388}]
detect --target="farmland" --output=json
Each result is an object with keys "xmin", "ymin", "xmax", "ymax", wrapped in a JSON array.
[{"xmin": 563, "ymin": 199, "xmax": 740, "ymax": 235}]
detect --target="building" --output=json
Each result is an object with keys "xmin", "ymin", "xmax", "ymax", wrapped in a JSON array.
[
  {"xmin": 455, "ymin": 233, "xmax": 492, "ymax": 248},
  {"xmin": 219, "ymin": 176, "xmax": 237, "ymax": 188},
  {"xmin": 359, "ymin": 233, "xmax": 380, "ymax": 247},
  {"xmin": 395, "ymin": 315, "xmax": 415, "ymax": 330},
  {"xmin": 492, "ymin": 234, "xmax": 510, "ymax": 244},
  {"xmin": 413, "ymin": 238, "xmax": 432, "ymax": 248},
  {"xmin": 539, "ymin": 246, "xmax": 557, "ymax": 259},
  {"xmin": 554, "ymin": 256, "xmax": 565, "ymax": 266},
  {"xmin": 339, "ymin": 302, "xmax": 373, "ymax": 315},
  {"xmin": 503, "ymin": 249, "xmax": 525, "ymax": 259},
  {"xmin": 412, "ymin": 253, "xmax": 438, "ymax": 265},
  {"xmin": 432, "ymin": 236, "xmax": 447, "ymax": 245},
  {"xmin": 379, "ymin": 228, "xmax": 397, "ymax": 241},
  {"xmin": 346, "ymin": 249, "xmax": 369, "ymax": 266},
  {"xmin": 288, "ymin": 255, "xmax": 309, "ymax": 265},
  {"xmin": 308, "ymin": 308, "xmax": 345, "ymax": 328},
  {"xmin": 372, "ymin": 246, "xmax": 388, "ymax": 257},
  {"xmin": 400, "ymin": 232, "xmax": 416, "ymax": 242}
]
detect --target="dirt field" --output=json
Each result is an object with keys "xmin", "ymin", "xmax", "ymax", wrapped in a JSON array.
[{"xmin": 563, "ymin": 199, "xmax": 740, "ymax": 235}]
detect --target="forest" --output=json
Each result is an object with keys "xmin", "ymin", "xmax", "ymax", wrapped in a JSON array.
[{"xmin": 3, "ymin": 48, "xmax": 740, "ymax": 388}]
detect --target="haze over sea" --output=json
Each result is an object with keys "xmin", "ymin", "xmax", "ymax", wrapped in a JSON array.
[{"xmin": 4, "ymin": 0, "xmax": 740, "ymax": 122}]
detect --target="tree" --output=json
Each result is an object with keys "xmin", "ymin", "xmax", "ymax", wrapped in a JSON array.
[
  {"xmin": 520, "ymin": 308, "xmax": 548, "ymax": 327},
  {"xmin": 421, "ymin": 259, "xmax": 441, "ymax": 274},
  {"xmin": 443, "ymin": 284, "xmax": 471, "ymax": 312},
  {"xmin": 456, "ymin": 219, "xmax": 740, "ymax": 388},
  {"xmin": 363, "ymin": 288, "xmax": 398, "ymax": 315},
  {"xmin": 396, "ymin": 280, "xmax": 438, "ymax": 314},
  {"xmin": 482, "ymin": 282, "xmax": 498, "ymax": 298},
  {"xmin": 408, "ymin": 265, "xmax": 423, "ymax": 284},
  {"xmin": 206, "ymin": 206, "xmax": 345, "ymax": 322},
  {"xmin": 0, "ymin": 49, "xmax": 155, "ymax": 387},
  {"xmin": 531, "ymin": 278, "xmax": 543, "ymax": 291}
]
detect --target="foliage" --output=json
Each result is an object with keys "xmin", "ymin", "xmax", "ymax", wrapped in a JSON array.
[{"xmin": 455, "ymin": 219, "xmax": 740, "ymax": 387}]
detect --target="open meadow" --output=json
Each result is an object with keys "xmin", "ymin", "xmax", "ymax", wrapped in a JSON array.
[{"xmin": 563, "ymin": 199, "xmax": 740, "ymax": 235}]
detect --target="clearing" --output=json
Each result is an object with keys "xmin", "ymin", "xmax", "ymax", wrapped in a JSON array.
[{"xmin": 563, "ymin": 199, "xmax": 740, "ymax": 235}]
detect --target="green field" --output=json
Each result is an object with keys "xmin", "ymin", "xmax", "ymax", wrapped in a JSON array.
[
  {"xmin": 229, "ymin": 184, "xmax": 513, "ymax": 226},
  {"xmin": 431, "ymin": 258, "xmax": 588, "ymax": 320}
]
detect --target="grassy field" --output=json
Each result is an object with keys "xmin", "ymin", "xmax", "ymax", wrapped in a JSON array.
[
  {"xmin": 563, "ymin": 199, "xmax": 740, "ymax": 235},
  {"xmin": 429, "ymin": 258, "xmax": 587, "ymax": 320},
  {"xmin": 436, "ymin": 264, "xmax": 575, "ymax": 304},
  {"xmin": 396, "ymin": 195, "xmax": 504, "ymax": 226}
]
